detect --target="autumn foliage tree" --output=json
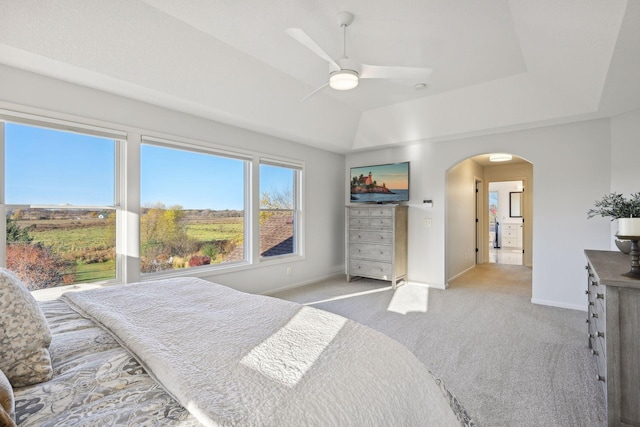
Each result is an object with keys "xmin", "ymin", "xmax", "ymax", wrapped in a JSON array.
[
  {"xmin": 140, "ymin": 202, "xmax": 198, "ymax": 272},
  {"xmin": 5, "ymin": 217, "xmax": 70, "ymax": 290},
  {"xmin": 260, "ymin": 188, "xmax": 293, "ymax": 225}
]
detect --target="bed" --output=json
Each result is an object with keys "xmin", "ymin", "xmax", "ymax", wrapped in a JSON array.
[{"xmin": 1, "ymin": 269, "xmax": 475, "ymax": 426}]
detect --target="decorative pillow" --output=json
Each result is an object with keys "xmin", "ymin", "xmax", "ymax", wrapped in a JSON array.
[
  {"xmin": 0, "ymin": 368, "xmax": 16, "ymax": 426},
  {"xmin": 0, "ymin": 268, "xmax": 53, "ymax": 387}
]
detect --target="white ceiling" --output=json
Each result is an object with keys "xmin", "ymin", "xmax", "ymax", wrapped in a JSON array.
[{"xmin": 1, "ymin": 0, "xmax": 639, "ymax": 153}]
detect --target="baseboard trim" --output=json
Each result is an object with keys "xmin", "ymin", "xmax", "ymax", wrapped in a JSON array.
[
  {"xmin": 447, "ymin": 265, "xmax": 476, "ymax": 283},
  {"xmin": 531, "ymin": 298, "xmax": 586, "ymax": 312}
]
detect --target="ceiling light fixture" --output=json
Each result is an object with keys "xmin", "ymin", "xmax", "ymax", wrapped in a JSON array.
[
  {"xmin": 329, "ymin": 69, "xmax": 359, "ymax": 90},
  {"xmin": 489, "ymin": 153, "xmax": 512, "ymax": 162}
]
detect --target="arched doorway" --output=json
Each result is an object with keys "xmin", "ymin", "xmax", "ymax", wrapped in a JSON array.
[{"xmin": 445, "ymin": 153, "xmax": 533, "ymax": 283}]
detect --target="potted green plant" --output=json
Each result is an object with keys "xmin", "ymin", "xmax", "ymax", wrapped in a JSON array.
[{"xmin": 588, "ymin": 192, "xmax": 640, "ymax": 239}]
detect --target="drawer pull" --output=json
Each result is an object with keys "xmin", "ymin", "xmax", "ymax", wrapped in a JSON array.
[
  {"xmin": 591, "ymin": 281, "xmax": 599, "ymax": 287},
  {"xmin": 589, "ymin": 301, "xmax": 595, "ymax": 306},
  {"xmin": 586, "ymin": 319, "xmax": 591, "ymax": 324},
  {"xmin": 585, "ymin": 290, "xmax": 590, "ymax": 295},
  {"xmin": 597, "ymin": 375, "xmax": 605, "ymax": 382},
  {"xmin": 589, "ymin": 333, "xmax": 595, "ymax": 339},
  {"xmin": 596, "ymin": 293, "xmax": 604, "ymax": 300},
  {"xmin": 597, "ymin": 331, "xmax": 605, "ymax": 338},
  {"xmin": 591, "ymin": 313, "xmax": 599, "ymax": 319},
  {"xmin": 592, "ymin": 349, "xmax": 599, "ymax": 356}
]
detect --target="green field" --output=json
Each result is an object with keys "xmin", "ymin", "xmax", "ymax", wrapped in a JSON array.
[
  {"xmin": 30, "ymin": 224, "xmax": 113, "ymax": 251},
  {"xmin": 75, "ymin": 259, "xmax": 116, "ymax": 283},
  {"xmin": 186, "ymin": 222, "xmax": 243, "ymax": 242},
  {"xmin": 21, "ymin": 217, "xmax": 244, "ymax": 284}
]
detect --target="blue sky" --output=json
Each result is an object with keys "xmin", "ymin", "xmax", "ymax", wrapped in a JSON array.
[{"xmin": 5, "ymin": 123, "xmax": 291, "ymax": 210}]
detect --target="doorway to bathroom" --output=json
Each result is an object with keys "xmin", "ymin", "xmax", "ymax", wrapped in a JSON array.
[{"xmin": 488, "ymin": 180, "xmax": 523, "ymax": 265}]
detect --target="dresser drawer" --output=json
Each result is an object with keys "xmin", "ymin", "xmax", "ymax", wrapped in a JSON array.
[
  {"xmin": 349, "ymin": 259, "xmax": 393, "ymax": 279},
  {"xmin": 349, "ymin": 217, "xmax": 370, "ymax": 227},
  {"xmin": 369, "ymin": 207, "xmax": 393, "ymax": 217},
  {"xmin": 502, "ymin": 238, "xmax": 517, "ymax": 247},
  {"xmin": 349, "ymin": 207, "xmax": 370, "ymax": 217},
  {"xmin": 503, "ymin": 229, "xmax": 517, "ymax": 238},
  {"xmin": 590, "ymin": 309, "xmax": 605, "ymax": 335},
  {"xmin": 368, "ymin": 217, "xmax": 393, "ymax": 228},
  {"xmin": 349, "ymin": 230, "xmax": 393, "ymax": 244},
  {"xmin": 594, "ymin": 337, "xmax": 607, "ymax": 397},
  {"xmin": 350, "ymin": 243, "xmax": 393, "ymax": 261}
]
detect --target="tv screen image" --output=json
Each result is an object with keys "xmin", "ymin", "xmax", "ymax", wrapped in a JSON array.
[{"xmin": 350, "ymin": 162, "xmax": 409, "ymax": 203}]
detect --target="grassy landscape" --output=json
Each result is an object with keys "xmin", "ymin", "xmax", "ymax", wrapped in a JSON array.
[
  {"xmin": 17, "ymin": 214, "xmax": 244, "ymax": 284},
  {"xmin": 185, "ymin": 218, "xmax": 243, "ymax": 242},
  {"xmin": 75, "ymin": 260, "xmax": 116, "ymax": 283}
]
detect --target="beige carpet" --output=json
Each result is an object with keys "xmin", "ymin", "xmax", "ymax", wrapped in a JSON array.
[{"xmin": 272, "ymin": 264, "xmax": 606, "ymax": 427}]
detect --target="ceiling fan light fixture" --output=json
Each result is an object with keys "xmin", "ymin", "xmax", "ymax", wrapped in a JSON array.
[
  {"xmin": 489, "ymin": 153, "xmax": 513, "ymax": 162},
  {"xmin": 329, "ymin": 69, "xmax": 359, "ymax": 90}
]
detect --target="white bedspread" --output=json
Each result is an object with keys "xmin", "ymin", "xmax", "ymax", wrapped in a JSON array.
[{"xmin": 61, "ymin": 277, "xmax": 464, "ymax": 427}]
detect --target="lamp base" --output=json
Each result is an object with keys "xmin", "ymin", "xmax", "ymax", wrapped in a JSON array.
[{"xmin": 616, "ymin": 235, "xmax": 640, "ymax": 280}]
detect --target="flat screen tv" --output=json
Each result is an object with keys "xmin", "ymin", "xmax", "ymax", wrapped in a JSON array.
[{"xmin": 350, "ymin": 161, "xmax": 409, "ymax": 204}]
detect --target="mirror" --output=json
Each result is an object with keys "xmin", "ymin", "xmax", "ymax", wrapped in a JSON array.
[{"xmin": 510, "ymin": 192, "xmax": 523, "ymax": 217}]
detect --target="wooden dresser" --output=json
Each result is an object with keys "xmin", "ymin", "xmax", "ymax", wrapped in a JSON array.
[
  {"xmin": 346, "ymin": 205, "xmax": 408, "ymax": 289},
  {"xmin": 585, "ymin": 250, "xmax": 640, "ymax": 427}
]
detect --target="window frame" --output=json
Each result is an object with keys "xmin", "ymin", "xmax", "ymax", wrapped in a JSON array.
[
  {"xmin": 0, "ymin": 109, "xmax": 306, "ymax": 290},
  {"xmin": 258, "ymin": 158, "xmax": 304, "ymax": 262},
  {"xmin": 139, "ymin": 136, "xmax": 254, "ymax": 277},
  {"xmin": 0, "ymin": 112, "xmax": 126, "ymax": 286}
]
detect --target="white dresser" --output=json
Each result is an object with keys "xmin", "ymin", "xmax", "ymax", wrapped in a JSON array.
[
  {"xmin": 501, "ymin": 223, "xmax": 523, "ymax": 248},
  {"xmin": 346, "ymin": 204, "xmax": 408, "ymax": 288}
]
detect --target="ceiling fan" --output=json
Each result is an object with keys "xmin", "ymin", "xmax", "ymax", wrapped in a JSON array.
[{"xmin": 286, "ymin": 12, "xmax": 432, "ymax": 99}]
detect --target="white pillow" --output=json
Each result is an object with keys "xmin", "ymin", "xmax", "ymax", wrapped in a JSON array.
[{"xmin": 0, "ymin": 268, "xmax": 53, "ymax": 387}]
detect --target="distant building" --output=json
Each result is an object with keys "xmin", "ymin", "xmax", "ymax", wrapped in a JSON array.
[{"xmin": 364, "ymin": 172, "xmax": 373, "ymax": 185}]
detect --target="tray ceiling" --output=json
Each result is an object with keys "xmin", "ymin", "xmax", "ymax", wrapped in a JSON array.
[{"xmin": 1, "ymin": 0, "xmax": 638, "ymax": 152}]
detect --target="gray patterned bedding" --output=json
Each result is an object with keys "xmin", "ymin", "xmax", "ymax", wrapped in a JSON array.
[
  {"xmin": 10, "ymin": 278, "xmax": 476, "ymax": 427},
  {"xmin": 13, "ymin": 300, "xmax": 200, "ymax": 426}
]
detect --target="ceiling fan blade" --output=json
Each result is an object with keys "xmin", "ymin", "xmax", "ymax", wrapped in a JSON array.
[
  {"xmin": 300, "ymin": 82, "xmax": 329, "ymax": 101},
  {"xmin": 285, "ymin": 28, "xmax": 340, "ymax": 72},
  {"xmin": 360, "ymin": 64, "xmax": 433, "ymax": 81}
]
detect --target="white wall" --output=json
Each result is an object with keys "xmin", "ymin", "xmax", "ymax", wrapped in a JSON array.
[
  {"xmin": 446, "ymin": 159, "xmax": 483, "ymax": 280},
  {"xmin": 0, "ymin": 64, "xmax": 346, "ymax": 294},
  {"xmin": 610, "ymin": 109, "xmax": 640, "ymax": 245},
  {"xmin": 347, "ymin": 118, "xmax": 613, "ymax": 310}
]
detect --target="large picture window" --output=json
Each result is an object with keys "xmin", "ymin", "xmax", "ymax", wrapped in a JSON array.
[
  {"xmin": 1, "ymin": 113, "xmax": 305, "ymax": 290},
  {"xmin": 1, "ymin": 120, "xmax": 121, "ymax": 290},
  {"xmin": 259, "ymin": 160, "xmax": 302, "ymax": 259},
  {"xmin": 140, "ymin": 141, "xmax": 247, "ymax": 273}
]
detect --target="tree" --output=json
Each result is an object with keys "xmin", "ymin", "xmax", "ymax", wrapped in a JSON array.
[
  {"xmin": 260, "ymin": 188, "xmax": 293, "ymax": 224},
  {"xmin": 6, "ymin": 243, "xmax": 71, "ymax": 291},
  {"xmin": 6, "ymin": 217, "xmax": 33, "ymax": 243},
  {"xmin": 11, "ymin": 209, "xmax": 24, "ymax": 221},
  {"xmin": 140, "ymin": 202, "xmax": 197, "ymax": 272}
]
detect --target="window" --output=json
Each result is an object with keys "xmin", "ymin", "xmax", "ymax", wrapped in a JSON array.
[
  {"xmin": 1, "ymin": 112, "xmax": 305, "ymax": 289},
  {"xmin": 1, "ymin": 120, "xmax": 121, "ymax": 291},
  {"xmin": 259, "ymin": 160, "xmax": 302, "ymax": 258},
  {"xmin": 140, "ymin": 141, "xmax": 247, "ymax": 273}
]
